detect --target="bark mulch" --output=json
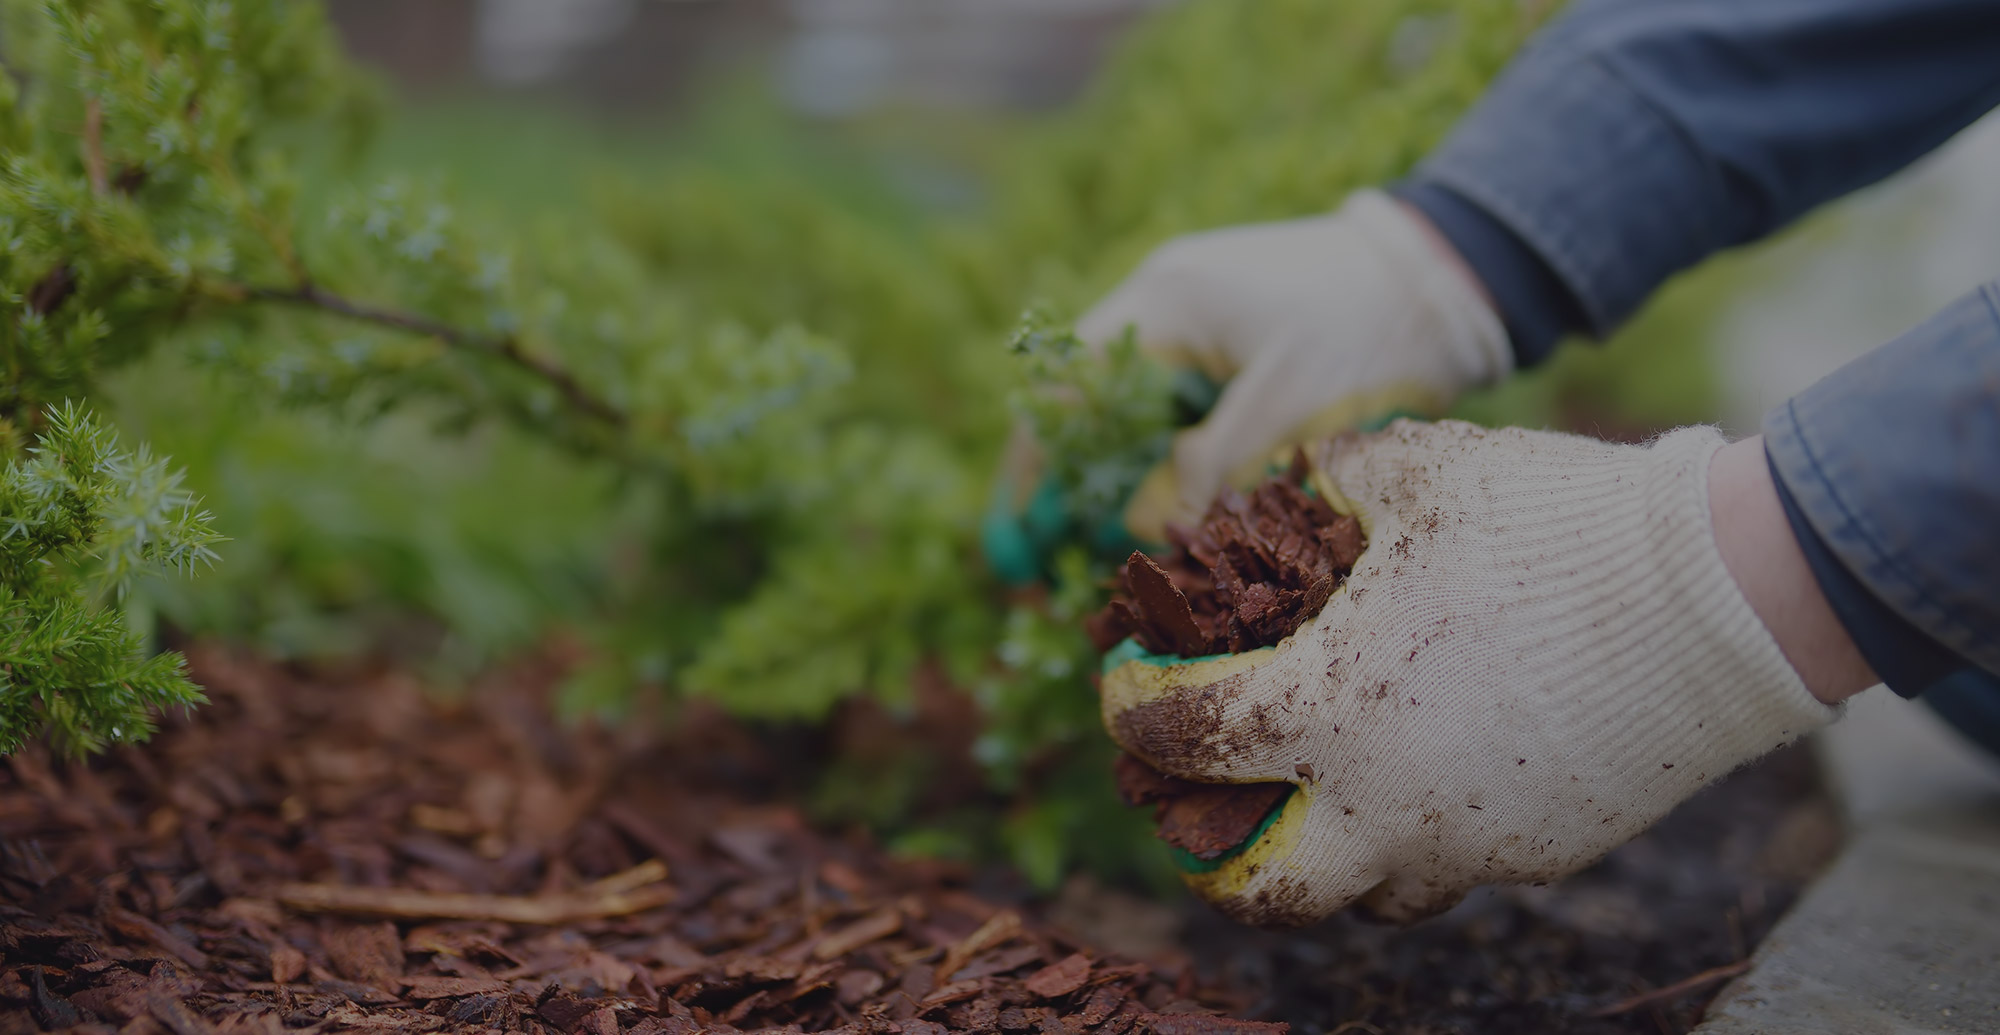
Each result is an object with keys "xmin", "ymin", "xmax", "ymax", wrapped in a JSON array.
[
  {"xmin": 1089, "ymin": 457, "xmax": 1364, "ymax": 863},
  {"xmin": 0, "ymin": 646, "xmax": 1274, "ymax": 1035},
  {"xmin": 1087, "ymin": 453, "xmax": 1364, "ymax": 661}
]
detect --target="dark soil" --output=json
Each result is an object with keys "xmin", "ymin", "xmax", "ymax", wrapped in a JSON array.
[
  {"xmin": 1093, "ymin": 457, "xmax": 1364, "ymax": 862},
  {"xmin": 1185, "ymin": 745, "xmax": 1840, "ymax": 1034},
  {"xmin": 0, "ymin": 647, "xmax": 1272, "ymax": 1035}
]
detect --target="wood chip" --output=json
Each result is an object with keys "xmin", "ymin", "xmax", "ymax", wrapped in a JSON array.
[
  {"xmin": 1078, "ymin": 985, "xmax": 1125, "ymax": 1025},
  {"xmin": 1152, "ymin": 783, "xmax": 1291, "ymax": 862},
  {"xmin": 1123, "ymin": 553, "xmax": 1208, "ymax": 657},
  {"xmin": 948, "ymin": 944, "xmax": 1044, "ymax": 982},
  {"xmin": 324, "ymin": 922, "xmax": 404, "ymax": 990},
  {"xmin": 935, "ymin": 910, "xmax": 1022, "ymax": 982},
  {"xmin": 105, "ymin": 909, "xmax": 209, "ymax": 970},
  {"xmin": 811, "ymin": 907, "xmax": 904, "ymax": 960},
  {"xmin": 268, "ymin": 945, "xmax": 306, "ymax": 984},
  {"xmin": 401, "ymin": 975, "xmax": 506, "ymax": 999},
  {"xmin": 920, "ymin": 979, "xmax": 985, "ymax": 1007},
  {"xmin": 1022, "ymin": 953, "xmax": 1092, "ymax": 999}
]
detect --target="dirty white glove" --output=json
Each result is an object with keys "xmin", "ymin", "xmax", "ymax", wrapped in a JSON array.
[
  {"xmin": 1078, "ymin": 190, "xmax": 1511, "ymax": 541},
  {"xmin": 1099, "ymin": 420, "xmax": 1837, "ymax": 926}
]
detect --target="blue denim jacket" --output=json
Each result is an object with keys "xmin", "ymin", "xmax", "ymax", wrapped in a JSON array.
[{"xmin": 1390, "ymin": 0, "xmax": 2000, "ymax": 752}]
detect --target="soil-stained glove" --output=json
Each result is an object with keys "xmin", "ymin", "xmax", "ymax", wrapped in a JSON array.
[
  {"xmin": 1099, "ymin": 420, "xmax": 1837, "ymax": 926},
  {"xmin": 1078, "ymin": 190, "xmax": 1511, "ymax": 542}
]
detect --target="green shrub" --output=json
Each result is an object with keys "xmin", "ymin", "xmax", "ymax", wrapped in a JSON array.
[{"xmin": 0, "ymin": 403, "xmax": 220, "ymax": 754}]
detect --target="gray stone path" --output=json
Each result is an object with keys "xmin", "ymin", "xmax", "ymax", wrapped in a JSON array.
[{"xmin": 1695, "ymin": 692, "xmax": 2000, "ymax": 1034}]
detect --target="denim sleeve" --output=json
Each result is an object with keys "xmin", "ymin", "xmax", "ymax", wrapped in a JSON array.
[
  {"xmin": 1402, "ymin": 0, "xmax": 2000, "ymax": 359},
  {"xmin": 1763, "ymin": 283, "xmax": 2000, "ymax": 709}
]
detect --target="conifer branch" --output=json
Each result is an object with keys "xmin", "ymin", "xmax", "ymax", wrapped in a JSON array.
[{"xmin": 240, "ymin": 283, "xmax": 628, "ymax": 429}]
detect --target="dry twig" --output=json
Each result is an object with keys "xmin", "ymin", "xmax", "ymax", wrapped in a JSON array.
[
  {"xmin": 810, "ymin": 907, "xmax": 904, "ymax": 961},
  {"xmin": 935, "ymin": 910, "xmax": 1024, "ymax": 982},
  {"xmin": 277, "ymin": 860, "xmax": 673, "ymax": 925},
  {"xmin": 1589, "ymin": 959, "xmax": 1752, "ymax": 1017}
]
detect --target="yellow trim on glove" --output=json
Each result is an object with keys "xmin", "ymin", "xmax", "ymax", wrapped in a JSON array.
[
  {"xmin": 1098, "ymin": 648, "xmax": 1272, "ymax": 718},
  {"xmin": 1180, "ymin": 779, "xmax": 1317, "ymax": 901}
]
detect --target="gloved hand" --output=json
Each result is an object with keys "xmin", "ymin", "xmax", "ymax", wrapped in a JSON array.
[
  {"xmin": 1099, "ymin": 420, "xmax": 1837, "ymax": 926},
  {"xmin": 1077, "ymin": 189, "xmax": 1512, "ymax": 541}
]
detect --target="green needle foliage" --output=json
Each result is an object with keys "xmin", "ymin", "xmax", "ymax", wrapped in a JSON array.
[
  {"xmin": 0, "ymin": 402, "xmax": 220, "ymax": 754},
  {"xmin": 1008, "ymin": 313, "xmax": 1178, "ymax": 544},
  {"xmin": 1, "ymin": 0, "xmax": 1581, "ymax": 879}
]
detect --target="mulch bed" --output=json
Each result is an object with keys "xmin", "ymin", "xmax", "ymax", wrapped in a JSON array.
[
  {"xmin": 0, "ymin": 638, "xmax": 1841, "ymax": 1035},
  {"xmin": 0, "ymin": 647, "xmax": 1273, "ymax": 1035}
]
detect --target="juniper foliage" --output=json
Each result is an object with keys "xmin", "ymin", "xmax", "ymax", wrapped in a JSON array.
[{"xmin": 0, "ymin": 403, "xmax": 220, "ymax": 754}]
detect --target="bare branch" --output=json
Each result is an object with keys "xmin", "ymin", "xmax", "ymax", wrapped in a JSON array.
[
  {"xmin": 242, "ymin": 283, "xmax": 627, "ymax": 429},
  {"xmin": 1589, "ymin": 959, "xmax": 1751, "ymax": 1017}
]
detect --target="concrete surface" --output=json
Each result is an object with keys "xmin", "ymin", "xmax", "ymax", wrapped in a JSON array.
[{"xmin": 1695, "ymin": 692, "xmax": 2000, "ymax": 1034}]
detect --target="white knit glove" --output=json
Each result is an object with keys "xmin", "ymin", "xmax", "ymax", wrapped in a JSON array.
[
  {"xmin": 1077, "ymin": 189, "xmax": 1511, "ymax": 541},
  {"xmin": 1099, "ymin": 420, "xmax": 1837, "ymax": 926}
]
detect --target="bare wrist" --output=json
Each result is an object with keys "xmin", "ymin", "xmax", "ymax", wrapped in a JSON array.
[{"xmin": 1708, "ymin": 436, "xmax": 1877, "ymax": 704}]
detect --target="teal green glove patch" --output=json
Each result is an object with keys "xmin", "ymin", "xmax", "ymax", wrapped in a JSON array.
[{"xmin": 1098, "ymin": 635, "xmax": 1274, "ymax": 677}]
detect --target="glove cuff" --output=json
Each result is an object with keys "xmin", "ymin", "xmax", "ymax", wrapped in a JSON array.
[
  {"xmin": 1342, "ymin": 188, "xmax": 1513, "ymax": 388},
  {"xmin": 1596, "ymin": 427, "xmax": 1838, "ymax": 783}
]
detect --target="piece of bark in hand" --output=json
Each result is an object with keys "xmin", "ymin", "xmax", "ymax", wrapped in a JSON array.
[
  {"xmin": 1124, "ymin": 552, "xmax": 1210, "ymax": 657},
  {"xmin": 1093, "ymin": 455, "xmax": 1365, "ymax": 861},
  {"xmin": 1115, "ymin": 755, "xmax": 1291, "ymax": 862},
  {"xmin": 1151, "ymin": 781, "xmax": 1292, "ymax": 862}
]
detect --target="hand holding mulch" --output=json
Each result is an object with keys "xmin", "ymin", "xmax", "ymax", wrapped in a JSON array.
[{"xmin": 1088, "ymin": 452, "xmax": 1365, "ymax": 863}]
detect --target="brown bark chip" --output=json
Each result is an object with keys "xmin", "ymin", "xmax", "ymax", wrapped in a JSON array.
[
  {"xmin": 1092, "ymin": 453, "xmax": 1362, "ymax": 659},
  {"xmin": 1121, "ymin": 554, "xmax": 1210, "ymax": 658},
  {"xmin": 268, "ymin": 944, "xmax": 306, "ymax": 984},
  {"xmin": 1021, "ymin": 953, "xmax": 1091, "ymax": 999},
  {"xmin": 1148, "ymin": 784, "xmax": 1293, "ymax": 864},
  {"xmin": 0, "ymin": 646, "xmax": 1274, "ymax": 1035},
  {"xmin": 1114, "ymin": 756, "xmax": 1291, "ymax": 863},
  {"xmin": 325, "ymin": 921, "xmax": 405, "ymax": 990},
  {"xmin": 1094, "ymin": 455, "xmax": 1360, "ymax": 861}
]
